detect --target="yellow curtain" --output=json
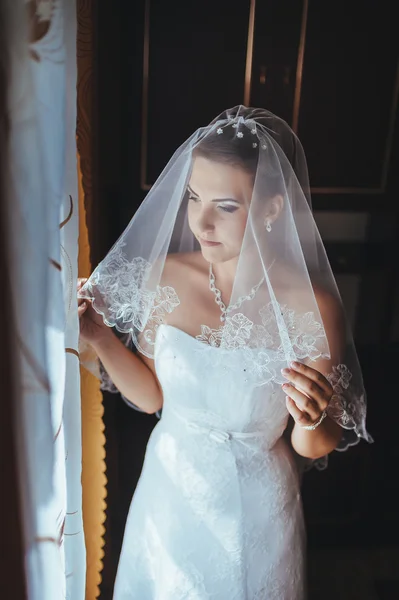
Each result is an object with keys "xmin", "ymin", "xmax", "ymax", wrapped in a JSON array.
[{"xmin": 78, "ymin": 154, "xmax": 107, "ymax": 600}]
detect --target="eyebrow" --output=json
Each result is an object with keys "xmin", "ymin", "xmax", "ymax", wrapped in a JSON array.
[{"xmin": 187, "ymin": 184, "xmax": 242, "ymax": 204}]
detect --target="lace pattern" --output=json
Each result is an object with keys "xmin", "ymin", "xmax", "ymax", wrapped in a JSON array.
[
  {"xmin": 84, "ymin": 246, "xmax": 180, "ymax": 357},
  {"xmin": 86, "ymin": 247, "xmax": 329, "ymax": 366},
  {"xmin": 87, "ymin": 251, "xmax": 369, "ymax": 454},
  {"xmin": 194, "ymin": 303, "xmax": 330, "ymax": 387},
  {"xmin": 325, "ymin": 364, "xmax": 370, "ymax": 442}
]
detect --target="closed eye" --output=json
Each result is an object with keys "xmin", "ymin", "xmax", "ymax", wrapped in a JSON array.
[
  {"xmin": 187, "ymin": 185, "xmax": 240, "ymax": 212},
  {"xmin": 218, "ymin": 204, "xmax": 239, "ymax": 213},
  {"xmin": 188, "ymin": 193, "xmax": 200, "ymax": 202}
]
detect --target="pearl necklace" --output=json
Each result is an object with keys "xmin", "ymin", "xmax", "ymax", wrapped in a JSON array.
[{"xmin": 209, "ymin": 260, "xmax": 275, "ymax": 322}]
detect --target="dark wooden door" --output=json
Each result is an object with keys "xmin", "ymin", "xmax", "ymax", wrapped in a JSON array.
[{"xmin": 95, "ymin": 0, "xmax": 399, "ymax": 595}]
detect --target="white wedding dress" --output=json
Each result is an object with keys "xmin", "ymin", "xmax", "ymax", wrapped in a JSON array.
[{"xmin": 113, "ymin": 324, "xmax": 306, "ymax": 599}]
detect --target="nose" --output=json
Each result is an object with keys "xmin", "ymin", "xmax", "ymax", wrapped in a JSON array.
[{"xmin": 196, "ymin": 206, "xmax": 215, "ymax": 237}]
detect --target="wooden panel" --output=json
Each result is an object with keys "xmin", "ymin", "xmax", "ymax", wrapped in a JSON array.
[
  {"xmin": 297, "ymin": 0, "xmax": 399, "ymax": 192},
  {"xmin": 314, "ymin": 211, "xmax": 369, "ymax": 242},
  {"xmin": 143, "ymin": 0, "xmax": 251, "ymax": 187},
  {"xmin": 95, "ymin": 0, "xmax": 399, "ymax": 561},
  {"xmin": 334, "ymin": 274, "xmax": 360, "ymax": 331},
  {"xmin": 250, "ymin": 0, "xmax": 303, "ymax": 125},
  {"xmin": 325, "ymin": 242, "xmax": 389, "ymax": 274},
  {"xmin": 392, "ymin": 288, "xmax": 399, "ymax": 342}
]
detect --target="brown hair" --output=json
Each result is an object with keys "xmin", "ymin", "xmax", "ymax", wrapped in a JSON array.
[
  {"xmin": 194, "ymin": 122, "xmax": 285, "ymax": 199},
  {"xmin": 194, "ymin": 123, "xmax": 259, "ymax": 176}
]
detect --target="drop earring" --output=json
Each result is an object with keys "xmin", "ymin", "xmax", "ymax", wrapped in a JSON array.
[{"xmin": 265, "ymin": 220, "xmax": 272, "ymax": 233}]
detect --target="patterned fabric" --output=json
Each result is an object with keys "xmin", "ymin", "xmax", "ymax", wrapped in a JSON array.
[
  {"xmin": 7, "ymin": 1, "xmax": 85, "ymax": 598},
  {"xmin": 113, "ymin": 325, "xmax": 306, "ymax": 599},
  {"xmin": 91, "ymin": 249, "xmax": 368, "ymax": 445}
]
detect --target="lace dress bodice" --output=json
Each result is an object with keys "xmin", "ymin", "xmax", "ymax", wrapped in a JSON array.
[
  {"xmin": 113, "ymin": 324, "xmax": 306, "ymax": 599},
  {"xmin": 155, "ymin": 324, "xmax": 292, "ymax": 447}
]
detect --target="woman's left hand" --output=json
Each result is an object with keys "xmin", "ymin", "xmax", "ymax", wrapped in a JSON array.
[{"xmin": 281, "ymin": 361, "xmax": 333, "ymax": 427}]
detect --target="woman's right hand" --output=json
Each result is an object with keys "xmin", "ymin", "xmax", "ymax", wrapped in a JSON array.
[{"xmin": 77, "ymin": 278, "xmax": 110, "ymax": 346}]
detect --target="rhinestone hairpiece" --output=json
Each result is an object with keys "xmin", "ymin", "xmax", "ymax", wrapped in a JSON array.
[{"xmin": 215, "ymin": 118, "xmax": 268, "ymax": 148}]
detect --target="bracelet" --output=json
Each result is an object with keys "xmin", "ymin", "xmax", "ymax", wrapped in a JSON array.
[{"xmin": 300, "ymin": 409, "xmax": 327, "ymax": 431}]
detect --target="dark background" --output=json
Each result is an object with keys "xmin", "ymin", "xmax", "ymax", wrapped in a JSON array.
[{"xmin": 90, "ymin": 1, "xmax": 399, "ymax": 597}]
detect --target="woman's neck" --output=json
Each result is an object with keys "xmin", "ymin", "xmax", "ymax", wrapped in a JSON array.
[{"xmin": 210, "ymin": 256, "xmax": 239, "ymax": 289}]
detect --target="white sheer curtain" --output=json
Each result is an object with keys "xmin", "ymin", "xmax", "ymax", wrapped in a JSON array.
[{"xmin": 7, "ymin": 1, "xmax": 85, "ymax": 598}]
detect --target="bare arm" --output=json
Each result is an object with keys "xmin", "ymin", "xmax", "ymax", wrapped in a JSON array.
[
  {"xmin": 92, "ymin": 330, "xmax": 163, "ymax": 414},
  {"xmin": 289, "ymin": 373, "xmax": 342, "ymax": 459},
  {"xmin": 78, "ymin": 278, "xmax": 163, "ymax": 414},
  {"xmin": 284, "ymin": 290, "xmax": 344, "ymax": 459}
]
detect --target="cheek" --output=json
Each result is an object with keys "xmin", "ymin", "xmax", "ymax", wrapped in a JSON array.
[
  {"xmin": 221, "ymin": 212, "xmax": 247, "ymax": 245},
  {"xmin": 186, "ymin": 203, "xmax": 196, "ymax": 229}
]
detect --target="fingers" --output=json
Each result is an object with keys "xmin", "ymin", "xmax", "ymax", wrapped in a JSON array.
[
  {"xmin": 285, "ymin": 396, "xmax": 313, "ymax": 426},
  {"xmin": 77, "ymin": 279, "xmax": 90, "ymax": 306},
  {"xmin": 288, "ymin": 361, "xmax": 332, "ymax": 395},
  {"xmin": 78, "ymin": 301, "xmax": 88, "ymax": 316},
  {"xmin": 283, "ymin": 383, "xmax": 320, "ymax": 421},
  {"xmin": 281, "ymin": 364, "xmax": 331, "ymax": 409},
  {"xmin": 77, "ymin": 278, "xmax": 88, "ymax": 290},
  {"xmin": 77, "ymin": 294, "xmax": 89, "ymax": 307}
]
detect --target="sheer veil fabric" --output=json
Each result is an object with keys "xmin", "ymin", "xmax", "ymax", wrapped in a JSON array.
[{"xmin": 79, "ymin": 105, "xmax": 372, "ymax": 467}]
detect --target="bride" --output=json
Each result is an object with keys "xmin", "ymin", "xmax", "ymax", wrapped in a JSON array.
[{"xmin": 78, "ymin": 106, "xmax": 372, "ymax": 599}]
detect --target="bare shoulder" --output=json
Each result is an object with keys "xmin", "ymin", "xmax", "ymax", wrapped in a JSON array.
[
  {"xmin": 275, "ymin": 268, "xmax": 345, "ymax": 341},
  {"xmin": 161, "ymin": 251, "xmax": 207, "ymax": 287},
  {"xmin": 165, "ymin": 251, "xmax": 205, "ymax": 270},
  {"xmin": 288, "ymin": 282, "xmax": 344, "ymax": 329},
  {"xmin": 273, "ymin": 264, "xmax": 342, "ymax": 321},
  {"xmin": 313, "ymin": 285, "xmax": 345, "ymax": 330},
  {"xmin": 313, "ymin": 284, "xmax": 347, "ymax": 360}
]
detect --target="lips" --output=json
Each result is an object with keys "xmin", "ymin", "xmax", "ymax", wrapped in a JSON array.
[{"xmin": 199, "ymin": 238, "xmax": 221, "ymax": 247}]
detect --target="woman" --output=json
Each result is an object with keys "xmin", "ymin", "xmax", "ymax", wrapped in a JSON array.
[{"xmin": 78, "ymin": 106, "xmax": 372, "ymax": 599}]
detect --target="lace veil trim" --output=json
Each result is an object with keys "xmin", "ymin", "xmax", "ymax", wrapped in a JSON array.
[{"xmin": 83, "ymin": 253, "xmax": 372, "ymax": 463}]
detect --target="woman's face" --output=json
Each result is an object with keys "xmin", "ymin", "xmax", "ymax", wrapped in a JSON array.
[{"xmin": 187, "ymin": 156, "xmax": 253, "ymax": 264}]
